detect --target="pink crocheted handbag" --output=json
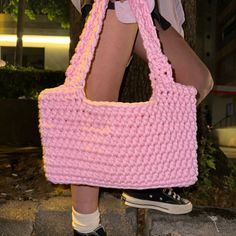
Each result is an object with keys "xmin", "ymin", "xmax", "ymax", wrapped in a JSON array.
[{"xmin": 38, "ymin": 0, "xmax": 198, "ymax": 189}]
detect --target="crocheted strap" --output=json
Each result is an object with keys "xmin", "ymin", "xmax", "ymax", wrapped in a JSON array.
[
  {"xmin": 128, "ymin": 0, "xmax": 173, "ymax": 82},
  {"xmin": 65, "ymin": 0, "xmax": 173, "ymax": 89},
  {"xmin": 65, "ymin": 0, "xmax": 107, "ymax": 87}
]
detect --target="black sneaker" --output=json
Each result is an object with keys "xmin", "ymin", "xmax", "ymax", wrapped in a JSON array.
[
  {"xmin": 122, "ymin": 188, "xmax": 192, "ymax": 215},
  {"xmin": 73, "ymin": 225, "xmax": 107, "ymax": 236}
]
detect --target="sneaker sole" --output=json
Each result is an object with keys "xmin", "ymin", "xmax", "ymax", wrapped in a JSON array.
[{"xmin": 121, "ymin": 193, "xmax": 192, "ymax": 215}]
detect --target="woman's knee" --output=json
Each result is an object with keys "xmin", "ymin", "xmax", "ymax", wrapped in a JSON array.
[
  {"xmin": 133, "ymin": 26, "xmax": 214, "ymax": 103},
  {"xmin": 195, "ymin": 65, "xmax": 214, "ymax": 104}
]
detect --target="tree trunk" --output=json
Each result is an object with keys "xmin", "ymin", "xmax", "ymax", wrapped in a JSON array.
[
  {"xmin": 181, "ymin": 0, "xmax": 197, "ymax": 50},
  {"xmin": 15, "ymin": 0, "xmax": 25, "ymax": 66},
  {"xmin": 69, "ymin": 2, "xmax": 84, "ymax": 60}
]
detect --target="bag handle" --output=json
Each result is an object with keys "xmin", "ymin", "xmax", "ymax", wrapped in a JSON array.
[{"xmin": 65, "ymin": 0, "xmax": 174, "ymax": 91}]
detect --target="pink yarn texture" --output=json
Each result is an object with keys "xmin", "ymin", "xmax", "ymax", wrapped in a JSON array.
[{"xmin": 38, "ymin": 0, "xmax": 198, "ymax": 189}]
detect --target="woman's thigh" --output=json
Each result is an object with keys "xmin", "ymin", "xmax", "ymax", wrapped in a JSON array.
[
  {"xmin": 133, "ymin": 25, "xmax": 213, "ymax": 103},
  {"xmin": 85, "ymin": 9, "xmax": 138, "ymax": 102}
]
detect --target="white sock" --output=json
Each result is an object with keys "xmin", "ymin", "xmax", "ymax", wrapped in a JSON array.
[{"xmin": 72, "ymin": 207, "xmax": 100, "ymax": 233}]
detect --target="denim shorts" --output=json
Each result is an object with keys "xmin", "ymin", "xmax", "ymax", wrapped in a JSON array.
[{"xmin": 81, "ymin": 1, "xmax": 171, "ymax": 31}]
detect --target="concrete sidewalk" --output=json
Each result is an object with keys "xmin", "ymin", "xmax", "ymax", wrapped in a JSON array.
[
  {"xmin": 0, "ymin": 193, "xmax": 235, "ymax": 236},
  {"xmin": 145, "ymin": 207, "xmax": 236, "ymax": 236},
  {"xmin": 0, "ymin": 193, "xmax": 137, "ymax": 236}
]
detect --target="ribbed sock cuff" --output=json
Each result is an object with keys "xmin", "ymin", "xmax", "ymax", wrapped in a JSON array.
[{"xmin": 72, "ymin": 207, "xmax": 100, "ymax": 233}]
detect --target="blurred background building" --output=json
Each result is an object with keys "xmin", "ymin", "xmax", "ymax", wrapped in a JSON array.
[
  {"xmin": 197, "ymin": 0, "xmax": 236, "ymax": 148},
  {"xmin": 0, "ymin": 12, "xmax": 70, "ymax": 70}
]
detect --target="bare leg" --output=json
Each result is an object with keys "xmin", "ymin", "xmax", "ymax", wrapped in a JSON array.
[
  {"xmin": 133, "ymin": 25, "xmax": 214, "ymax": 106},
  {"xmin": 85, "ymin": 13, "xmax": 138, "ymax": 102},
  {"xmin": 71, "ymin": 9, "xmax": 138, "ymax": 214}
]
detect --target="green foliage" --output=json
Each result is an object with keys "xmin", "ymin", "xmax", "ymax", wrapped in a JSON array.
[
  {"xmin": 192, "ymin": 104, "xmax": 217, "ymax": 187},
  {"xmin": 223, "ymin": 161, "xmax": 236, "ymax": 191},
  {"xmin": 197, "ymin": 136, "xmax": 217, "ymax": 187},
  {"xmin": 1, "ymin": 0, "xmax": 18, "ymax": 19},
  {"xmin": 180, "ymin": 104, "xmax": 236, "ymax": 207},
  {"xmin": 183, "ymin": 103, "xmax": 236, "ymax": 193},
  {"xmin": 0, "ymin": 65, "xmax": 65, "ymax": 99},
  {"xmin": 1, "ymin": 0, "xmax": 70, "ymax": 28},
  {"xmin": 27, "ymin": 0, "xmax": 70, "ymax": 28}
]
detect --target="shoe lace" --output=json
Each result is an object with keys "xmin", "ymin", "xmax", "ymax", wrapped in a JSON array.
[{"xmin": 163, "ymin": 188, "xmax": 181, "ymax": 201}]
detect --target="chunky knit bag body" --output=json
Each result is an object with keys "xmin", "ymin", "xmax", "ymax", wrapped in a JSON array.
[{"xmin": 38, "ymin": 0, "xmax": 198, "ymax": 188}]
